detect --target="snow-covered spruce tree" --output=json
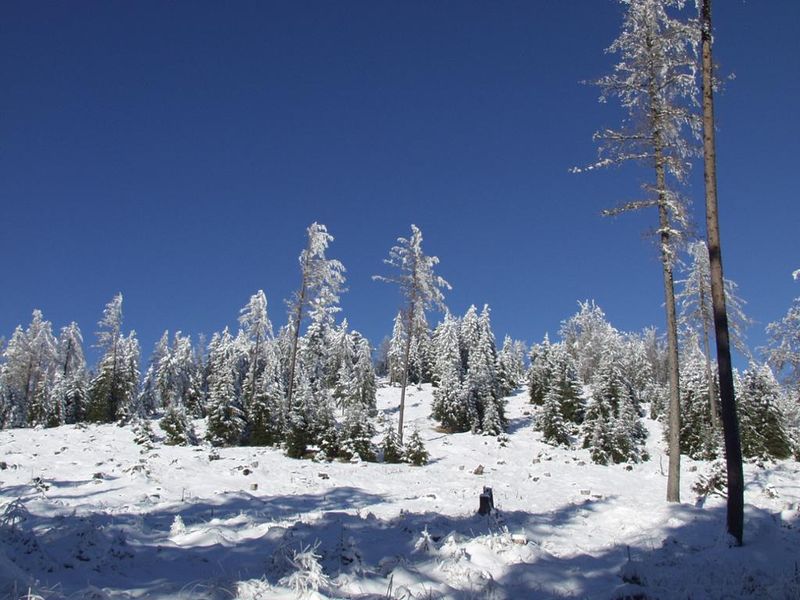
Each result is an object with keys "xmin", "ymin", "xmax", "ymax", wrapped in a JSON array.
[
  {"xmin": 284, "ymin": 367, "xmax": 339, "ymax": 460},
  {"xmin": 160, "ymin": 402, "xmax": 197, "ymax": 446},
  {"xmin": 239, "ymin": 290, "xmax": 274, "ymax": 412},
  {"xmin": 247, "ymin": 372, "xmax": 285, "ymax": 446},
  {"xmin": 559, "ymin": 301, "xmax": 621, "ymax": 385},
  {"xmin": 381, "ymin": 424, "xmax": 403, "ymax": 463},
  {"xmin": 114, "ymin": 332, "xmax": 141, "ymax": 423},
  {"xmin": 527, "ymin": 335, "xmax": 553, "ymax": 406},
  {"xmin": 676, "ymin": 333, "xmax": 718, "ymax": 459},
  {"xmin": 52, "ymin": 322, "xmax": 88, "ymax": 424},
  {"xmin": 205, "ymin": 328, "xmax": 246, "ymax": 446},
  {"xmin": 351, "ymin": 332, "xmax": 377, "ymax": 410},
  {"xmin": 431, "ymin": 312, "xmax": 473, "ymax": 432},
  {"xmin": 339, "ymin": 401, "xmax": 376, "ymax": 462},
  {"xmin": 736, "ymin": 364, "xmax": 792, "ymax": 460},
  {"xmin": 374, "ymin": 225, "xmax": 450, "ymax": 444},
  {"xmin": 677, "ymin": 240, "xmax": 753, "ymax": 425},
  {"xmin": 496, "ymin": 335, "xmax": 524, "ymax": 397},
  {"xmin": 546, "ymin": 345, "xmax": 585, "ymax": 425},
  {"xmin": 463, "ymin": 305, "xmax": 505, "ymax": 434},
  {"xmin": 1, "ymin": 311, "xmax": 58, "ymax": 428},
  {"xmin": 403, "ymin": 428, "xmax": 429, "ymax": 466},
  {"xmin": 140, "ymin": 330, "xmax": 170, "ymax": 415},
  {"xmin": 285, "ymin": 222, "xmax": 346, "ymax": 410},
  {"xmin": 575, "ymin": 0, "xmax": 701, "ymax": 501},
  {"xmin": 387, "ymin": 312, "xmax": 407, "ymax": 385},
  {"xmin": 763, "ymin": 296, "xmax": 800, "ymax": 388},
  {"xmin": 237, "ymin": 290, "xmax": 284, "ymax": 445},
  {"xmin": 87, "ymin": 294, "xmax": 140, "ymax": 423},
  {"xmin": 538, "ymin": 380, "xmax": 572, "ymax": 447},
  {"xmin": 582, "ymin": 358, "xmax": 646, "ymax": 464}
]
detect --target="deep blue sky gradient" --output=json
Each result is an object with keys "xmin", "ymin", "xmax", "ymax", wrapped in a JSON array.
[{"xmin": 2, "ymin": 1, "xmax": 798, "ymax": 365}]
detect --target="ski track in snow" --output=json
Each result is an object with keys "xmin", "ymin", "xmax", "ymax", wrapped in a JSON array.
[{"xmin": 1, "ymin": 384, "xmax": 798, "ymax": 599}]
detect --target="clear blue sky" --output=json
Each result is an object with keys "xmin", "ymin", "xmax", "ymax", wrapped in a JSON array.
[{"xmin": 2, "ymin": 1, "xmax": 798, "ymax": 365}]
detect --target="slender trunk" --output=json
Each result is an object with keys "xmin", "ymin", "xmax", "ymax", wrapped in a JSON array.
[
  {"xmin": 699, "ymin": 296, "xmax": 720, "ymax": 428},
  {"xmin": 701, "ymin": 0, "xmax": 744, "ymax": 545},
  {"xmin": 398, "ymin": 315, "xmax": 413, "ymax": 446},
  {"xmin": 647, "ymin": 25, "xmax": 681, "ymax": 501},
  {"xmin": 248, "ymin": 334, "xmax": 261, "ymax": 407},
  {"xmin": 286, "ymin": 246, "xmax": 313, "ymax": 406},
  {"xmin": 659, "ymin": 192, "xmax": 682, "ymax": 503}
]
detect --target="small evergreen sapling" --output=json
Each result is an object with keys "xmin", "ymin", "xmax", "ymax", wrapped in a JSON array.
[
  {"xmin": 403, "ymin": 428, "xmax": 429, "ymax": 466},
  {"xmin": 381, "ymin": 426, "xmax": 403, "ymax": 463}
]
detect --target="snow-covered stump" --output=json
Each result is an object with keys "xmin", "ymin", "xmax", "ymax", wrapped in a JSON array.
[{"xmin": 478, "ymin": 486, "xmax": 494, "ymax": 515}]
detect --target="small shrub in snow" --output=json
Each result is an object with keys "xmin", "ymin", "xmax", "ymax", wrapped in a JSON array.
[
  {"xmin": 403, "ymin": 429, "xmax": 429, "ymax": 466},
  {"xmin": 278, "ymin": 543, "xmax": 330, "ymax": 596},
  {"xmin": 169, "ymin": 515, "xmax": 186, "ymax": 537},
  {"xmin": 692, "ymin": 460, "xmax": 727, "ymax": 506}
]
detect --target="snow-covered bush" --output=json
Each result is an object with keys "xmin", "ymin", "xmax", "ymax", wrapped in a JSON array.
[{"xmin": 278, "ymin": 543, "xmax": 330, "ymax": 596}]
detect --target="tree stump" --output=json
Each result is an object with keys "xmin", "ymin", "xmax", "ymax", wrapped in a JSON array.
[{"xmin": 478, "ymin": 486, "xmax": 494, "ymax": 515}]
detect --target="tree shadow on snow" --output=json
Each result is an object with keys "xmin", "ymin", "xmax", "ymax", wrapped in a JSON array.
[{"xmin": 1, "ymin": 488, "xmax": 798, "ymax": 599}]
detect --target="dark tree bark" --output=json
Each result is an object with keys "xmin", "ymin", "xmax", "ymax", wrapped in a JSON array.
[{"xmin": 700, "ymin": 0, "xmax": 744, "ymax": 545}]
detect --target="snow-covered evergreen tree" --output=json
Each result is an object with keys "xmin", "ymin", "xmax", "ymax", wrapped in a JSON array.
[
  {"xmin": 676, "ymin": 334, "xmax": 718, "ymax": 459},
  {"xmin": 160, "ymin": 402, "xmax": 197, "ymax": 446},
  {"xmin": 737, "ymin": 364, "xmax": 792, "ymax": 460},
  {"xmin": 387, "ymin": 312, "xmax": 407, "ymax": 385},
  {"xmin": 87, "ymin": 294, "xmax": 140, "ymax": 423},
  {"xmin": 403, "ymin": 428, "xmax": 429, "ymax": 466},
  {"xmin": 53, "ymin": 322, "xmax": 88, "ymax": 424},
  {"xmin": 560, "ymin": 301, "xmax": 621, "ymax": 384},
  {"xmin": 763, "ymin": 297, "xmax": 800, "ymax": 387},
  {"xmin": 140, "ymin": 330, "xmax": 170, "ymax": 415},
  {"xmin": 582, "ymin": 358, "xmax": 646, "ymax": 464},
  {"xmin": 339, "ymin": 401, "xmax": 376, "ymax": 462},
  {"xmin": 527, "ymin": 335, "xmax": 553, "ymax": 406},
  {"xmin": 381, "ymin": 424, "xmax": 403, "ymax": 463},
  {"xmin": 431, "ymin": 312, "xmax": 473, "ymax": 432},
  {"xmin": 538, "ymin": 381, "xmax": 572, "ymax": 447},
  {"xmin": 374, "ymin": 225, "xmax": 450, "ymax": 443},
  {"xmin": 205, "ymin": 329, "xmax": 246, "ymax": 446},
  {"xmin": 285, "ymin": 222, "xmax": 346, "ymax": 409},
  {"xmin": 1, "ymin": 311, "xmax": 58, "ymax": 427}
]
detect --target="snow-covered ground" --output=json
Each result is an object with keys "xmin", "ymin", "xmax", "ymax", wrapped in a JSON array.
[{"xmin": 1, "ymin": 384, "xmax": 798, "ymax": 599}]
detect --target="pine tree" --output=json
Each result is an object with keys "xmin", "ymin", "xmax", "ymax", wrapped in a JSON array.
[
  {"xmin": 763, "ymin": 296, "xmax": 800, "ymax": 387},
  {"xmin": 528, "ymin": 335, "xmax": 553, "ymax": 406},
  {"xmin": 677, "ymin": 334, "xmax": 718, "ymax": 459},
  {"xmin": 431, "ymin": 312, "xmax": 473, "ymax": 432},
  {"xmin": 1, "ymin": 311, "xmax": 58, "ymax": 427},
  {"xmin": 205, "ymin": 329, "xmax": 246, "ymax": 446},
  {"xmin": 140, "ymin": 330, "xmax": 170, "ymax": 415},
  {"xmin": 403, "ymin": 428, "xmax": 429, "ymax": 466},
  {"xmin": 54, "ymin": 322, "xmax": 88, "ymax": 424},
  {"xmin": 285, "ymin": 223, "xmax": 346, "ymax": 410},
  {"xmin": 381, "ymin": 425, "xmax": 403, "ymax": 463},
  {"xmin": 538, "ymin": 381, "xmax": 572, "ymax": 447},
  {"xmin": 737, "ymin": 364, "xmax": 792, "ymax": 460},
  {"xmin": 339, "ymin": 402, "xmax": 376, "ymax": 462},
  {"xmin": 575, "ymin": 0, "xmax": 701, "ymax": 502},
  {"xmin": 87, "ymin": 294, "xmax": 139, "ymax": 423},
  {"xmin": 374, "ymin": 225, "xmax": 450, "ymax": 444},
  {"xmin": 160, "ymin": 403, "xmax": 197, "ymax": 446}
]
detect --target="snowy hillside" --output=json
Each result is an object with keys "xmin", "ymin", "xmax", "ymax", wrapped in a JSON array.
[{"xmin": 1, "ymin": 383, "xmax": 798, "ymax": 599}]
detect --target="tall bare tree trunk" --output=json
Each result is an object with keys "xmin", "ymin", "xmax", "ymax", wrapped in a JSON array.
[
  {"xmin": 658, "ymin": 186, "xmax": 682, "ymax": 503},
  {"xmin": 699, "ymin": 293, "xmax": 720, "ymax": 428},
  {"xmin": 286, "ymin": 246, "xmax": 312, "ymax": 407},
  {"xmin": 397, "ymin": 315, "xmax": 413, "ymax": 446},
  {"xmin": 648, "ymin": 35, "xmax": 681, "ymax": 501},
  {"xmin": 700, "ymin": 0, "xmax": 744, "ymax": 545}
]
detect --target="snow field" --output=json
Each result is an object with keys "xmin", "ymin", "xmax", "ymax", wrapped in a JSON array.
[{"xmin": 1, "ymin": 383, "xmax": 798, "ymax": 599}]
